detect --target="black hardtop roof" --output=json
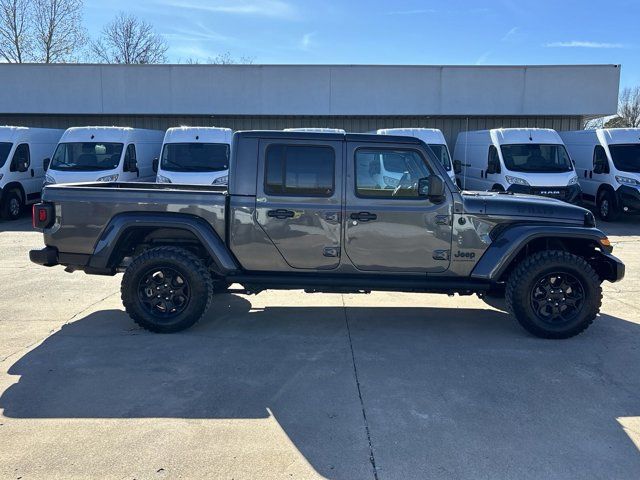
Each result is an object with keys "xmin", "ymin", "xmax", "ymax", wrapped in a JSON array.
[{"xmin": 235, "ymin": 130, "xmax": 425, "ymax": 145}]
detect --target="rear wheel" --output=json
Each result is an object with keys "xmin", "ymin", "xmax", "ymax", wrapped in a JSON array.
[
  {"xmin": 596, "ymin": 189, "xmax": 619, "ymax": 222},
  {"xmin": 506, "ymin": 250, "xmax": 601, "ymax": 339},
  {"xmin": 121, "ymin": 246, "xmax": 213, "ymax": 333},
  {"xmin": 1, "ymin": 190, "xmax": 23, "ymax": 220}
]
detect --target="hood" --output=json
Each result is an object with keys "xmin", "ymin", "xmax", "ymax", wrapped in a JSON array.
[
  {"xmin": 46, "ymin": 168, "xmax": 119, "ymax": 183},
  {"xmin": 462, "ymin": 191, "xmax": 591, "ymax": 225},
  {"xmin": 157, "ymin": 169, "xmax": 227, "ymax": 185}
]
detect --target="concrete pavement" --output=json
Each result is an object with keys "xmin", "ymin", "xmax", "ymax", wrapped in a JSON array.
[{"xmin": 1, "ymin": 213, "xmax": 639, "ymax": 479}]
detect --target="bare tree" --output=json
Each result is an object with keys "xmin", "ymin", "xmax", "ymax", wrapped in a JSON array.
[
  {"xmin": 91, "ymin": 12, "xmax": 168, "ymax": 64},
  {"xmin": 32, "ymin": 0, "xmax": 86, "ymax": 63},
  {"xmin": 182, "ymin": 52, "xmax": 254, "ymax": 65},
  {"xmin": 0, "ymin": 0, "xmax": 31, "ymax": 62},
  {"xmin": 606, "ymin": 86, "xmax": 640, "ymax": 128}
]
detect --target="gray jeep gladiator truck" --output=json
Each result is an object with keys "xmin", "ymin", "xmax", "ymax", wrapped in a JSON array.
[{"xmin": 30, "ymin": 130, "xmax": 624, "ymax": 338}]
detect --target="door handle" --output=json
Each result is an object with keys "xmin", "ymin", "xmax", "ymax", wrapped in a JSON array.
[
  {"xmin": 267, "ymin": 209, "xmax": 295, "ymax": 219},
  {"xmin": 589, "ymin": 171, "xmax": 593, "ymax": 179},
  {"xmin": 480, "ymin": 170, "xmax": 485, "ymax": 179},
  {"xmin": 30, "ymin": 169, "xmax": 35, "ymax": 177},
  {"xmin": 584, "ymin": 170, "xmax": 587, "ymax": 178},
  {"xmin": 350, "ymin": 211, "xmax": 377, "ymax": 222}
]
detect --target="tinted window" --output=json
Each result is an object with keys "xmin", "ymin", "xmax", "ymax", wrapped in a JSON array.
[
  {"xmin": 428, "ymin": 144, "xmax": 452, "ymax": 171},
  {"xmin": 11, "ymin": 144, "xmax": 30, "ymax": 172},
  {"xmin": 593, "ymin": 145, "xmax": 609, "ymax": 173},
  {"xmin": 608, "ymin": 144, "xmax": 640, "ymax": 173},
  {"xmin": 265, "ymin": 144, "xmax": 334, "ymax": 196},
  {"xmin": 500, "ymin": 144, "xmax": 573, "ymax": 173},
  {"xmin": 50, "ymin": 143, "xmax": 124, "ymax": 171},
  {"xmin": 355, "ymin": 148, "xmax": 432, "ymax": 198},
  {"xmin": 488, "ymin": 145, "xmax": 501, "ymax": 172},
  {"xmin": 161, "ymin": 143, "xmax": 229, "ymax": 172},
  {"xmin": 0, "ymin": 142, "xmax": 13, "ymax": 168}
]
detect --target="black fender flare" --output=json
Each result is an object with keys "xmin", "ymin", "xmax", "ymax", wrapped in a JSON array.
[
  {"xmin": 88, "ymin": 212, "xmax": 240, "ymax": 274},
  {"xmin": 470, "ymin": 224, "xmax": 612, "ymax": 281}
]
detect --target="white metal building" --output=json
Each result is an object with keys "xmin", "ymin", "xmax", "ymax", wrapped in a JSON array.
[{"xmin": 0, "ymin": 64, "xmax": 620, "ymax": 146}]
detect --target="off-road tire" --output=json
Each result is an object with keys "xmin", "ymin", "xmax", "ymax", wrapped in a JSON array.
[
  {"xmin": 596, "ymin": 189, "xmax": 619, "ymax": 222},
  {"xmin": 121, "ymin": 246, "xmax": 213, "ymax": 333},
  {"xmin": 1, "ymin": 190, "xmax": 23, "ymax": 220},
  {"xmin": 505, "ymin": 250, "xmax": 602, "ymax": 339}
]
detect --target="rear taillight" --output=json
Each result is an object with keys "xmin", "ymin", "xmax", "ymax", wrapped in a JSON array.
[{"xmin": 32, "ymin": 203, "xmax": 55, "ymax": 230}]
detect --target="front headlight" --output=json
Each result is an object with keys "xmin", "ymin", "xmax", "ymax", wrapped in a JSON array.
[
  {"xmin": 44, "ymin": 174, "xmax": 55, "ymax": 185},
  {"xmin": 212, "ymin": 175, "xmax": 228, "ymax": 185},
  {"xmin": 505, "ymin": 175, "xmax": 530, "ymax": 186},
  {"xmin": 156, "ymin": 174, "xmax": 172, "ymax": 183},
  {"xmin": 383, "ymin": 175, "xmax": 400, "ymax": 187},
  {"xmin": 568, "ymin": 175, "xmax": 579, "ymax": 186},
  {"xmin": 97, "ymin": 174, "xmax": 119, "ymax": 182},
  {"xmin": 615, "ymin": 175, "xmax": 639, "ymax": 186}
]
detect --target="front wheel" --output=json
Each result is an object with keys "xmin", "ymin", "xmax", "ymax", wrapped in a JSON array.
[
  {"xmin": 1, "ymin": 190, "xmax": 23, "ymax": 220},
  {"xmin": 121, "ymin": 246, "xmax": 213, "ymax": 333},
  {"xmin": 506, "ymin": 250, "xmax": 602, "ymax": 339},
  {"xmin": 596, "ymin": 189, "xmax": 619, "ymax": 222}
]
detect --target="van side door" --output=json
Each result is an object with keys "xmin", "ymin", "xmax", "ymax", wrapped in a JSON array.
[
  {"xmin": 255, "ymin": 139, "xmax": 343, "ymax": 270},
  {"xmin": 344, "ymin": 141, "xmax": 453, "ymax": 273},
  {"xmin": 587, "ymin": 145, "xmax": 610, "ymax": 199},
  {"xmin": 484, "ymin": 145, "xmax": 502, "ymax": 190},
  {"xmin": 10, "ymin": 144, "xmax": 39, "ymax": 200}
]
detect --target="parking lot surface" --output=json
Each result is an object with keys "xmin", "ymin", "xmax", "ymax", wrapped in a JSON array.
[{"xmin": 1, "ymin": 213, "xmax": 639, "ymax": 480}]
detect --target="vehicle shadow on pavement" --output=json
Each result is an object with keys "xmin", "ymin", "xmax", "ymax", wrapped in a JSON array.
[
  {"xmin": 0, "ymin": 213, "xmax": 34, "ymax": 233},
  {"xmin": 1, "ymin": 295, "xmax": 639, "ymax": 479}
]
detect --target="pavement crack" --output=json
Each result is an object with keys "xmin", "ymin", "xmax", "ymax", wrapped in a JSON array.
[{"xmin": 341, "ymin": 295, "xmax": 379, "ymax": 480}]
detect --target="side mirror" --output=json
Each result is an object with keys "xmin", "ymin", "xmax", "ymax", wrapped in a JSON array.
[
  {"xmin": 152, "ymin": 157, "xmax": 159, "ymax": 173},
  {"xmin": 453, "ymin": 160, "xmax": 462, "ymax": 175},
  {"xmin": 43, "ymin": 158, "xmax": 50, "ymax": 171},
  {"xmin": 418, "ymin": 175, "xmax": 445, "ymax": 200}
]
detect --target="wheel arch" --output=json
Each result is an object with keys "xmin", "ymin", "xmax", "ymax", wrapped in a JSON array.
[
  {"xmin": 1, "ymin": 182, "xmax": 26, "ymax": 203},
  {"xmin": 471, "ymin": 225, "xmax": 617, "ymax": 283},
  {"xmin": 88, "ymin": 212, "xmax": 240, "ymax": 275}
]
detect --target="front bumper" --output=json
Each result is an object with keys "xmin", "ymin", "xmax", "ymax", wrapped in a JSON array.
[
  {"xmin": 594, "ymin": 251, "xmax": 626, "ymax": 283},
  {"xmin": 616, "ymin": 185, "xmax": 640, "ymax": 213},
  {"xmin": 506, "ymin": 184, "xmax": 582, "ymax": 204}
]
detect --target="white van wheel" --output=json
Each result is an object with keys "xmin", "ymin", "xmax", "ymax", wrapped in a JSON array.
[
  {"xmin": 1, "ymin": 190, "xmax": 23, "ymax": 220},
  {"xmin": 596, "ymin": 190, "xmax": 619, "ymax": 222}
]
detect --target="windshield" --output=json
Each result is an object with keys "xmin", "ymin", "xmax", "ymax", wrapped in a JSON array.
[
  {"xmin": 609, "ymin": 144, "xmax": 640, "ymax": 173},
  {"xmin": 50, "ymin": 142, "xmax": 124, "ymax": 171},
  {"xmin": 0, "ymin": 142, "xmax": 12, "ymax": 169},
  {"xmin": 161, "ymin": 143, "xmax": 229, "ymax": 172},
  {"xmin": 427, "ymin": 144, "xmax": 452, "ymax": 171},
  {"xmin": 500, "ymin": 144, "xmax": 573, "ymax": 173}
]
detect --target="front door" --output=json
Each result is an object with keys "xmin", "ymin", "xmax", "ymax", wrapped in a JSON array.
[
  {"xmin": 255, "ymin": 139, "xmax": 343, "ymax": 270},
  {"xmin": 344, "ymin": 142, "xmax": 453, "ymax": 273}
]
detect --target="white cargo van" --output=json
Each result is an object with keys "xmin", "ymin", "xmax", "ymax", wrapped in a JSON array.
[
  {"xmin": 453, "ymin": 128, "xmax": 581, "ymax": 204},
  {"xmin": 154, "ymin": 127, "xmax": 233, "ymax": 185},
  {"xmin": 0, "ymin": 126, "xmax": 63, "ymax": 220},
  {"xmin": 559, "ymin": 128, "xmax": 640, "ymax": 220},
  {"xmin": 44, "ymin": 127, "xmax": 164, "ymax": 185},
  {"xmin": 376, "ymin": 128, "xmax": 456, "ymax": 183}
]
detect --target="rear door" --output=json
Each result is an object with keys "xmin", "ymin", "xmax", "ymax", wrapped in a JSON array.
[
  {"xmin": 344, "ymin": 141, "xmax": 453, "ymax": 273},
  {"xmin": 255, "ymin": 138, "xmax": 343, "ymax": 270}
]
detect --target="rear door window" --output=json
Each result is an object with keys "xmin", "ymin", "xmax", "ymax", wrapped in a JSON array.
[{"xmin": 265, "ymin": 144, "xmax": 335, "ymax": 196}]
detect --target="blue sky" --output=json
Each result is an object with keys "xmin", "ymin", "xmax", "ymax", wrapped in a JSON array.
[{"xmin": 84, "ymin": 0, "xmax": 639, "ymax": 88}]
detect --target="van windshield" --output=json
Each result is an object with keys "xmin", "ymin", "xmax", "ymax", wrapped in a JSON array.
[
  {"xmin": 427, "ymin": 144, "xmax": 452, "ymax": 171},
  {"xmin": 161, "ymin": 143, "xmax": 229, "ymax": 172},
  {"xmin": 609, "ymin": 144, "xmax": 640, "ymax": 173},
  {"xmin": 500, "ymin": 144, "xmax": 573, "ymax": 173},
  {"xmin": 50, "ymin": 142, "xmax": 124, "ymax": 171},
  {"xmin": 0, "ymin": 143, "xmax": 12, "ymax": 168}
]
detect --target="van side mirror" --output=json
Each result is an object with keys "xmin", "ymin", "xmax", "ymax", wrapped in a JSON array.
[
  {"xmin": 418, "ymin": 175, "xmax": 445, "ymax": 201},
  {"xmin": 152, "ymin": 157, "xmax": 159, "ymax": 173},
  {"xmin": 43, "ymin": 158, "xmax": 50, "ymax": 171},
  {"xmin": 453, "ymin": 160, "xmax": 462, "ymax": 174}
]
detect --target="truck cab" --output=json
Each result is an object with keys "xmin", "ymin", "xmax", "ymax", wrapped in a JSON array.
[
  {"xmin": 453, "ymin": 128, "xmax": 581, "ymax": 204},
  {"xmin": 0, "ymin": 126, "xmax": 64, "ymax": 220},
  {"xmin": 155, "ymin": 127, "xmax": 232, "ymax": 185},
  {"xmin": 44, "ymin": 127, "xmax": 164, "ymax": 185},
  {"xmin": 560, "ymin": 128, "xmax": 640, "ymax": 221}
]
